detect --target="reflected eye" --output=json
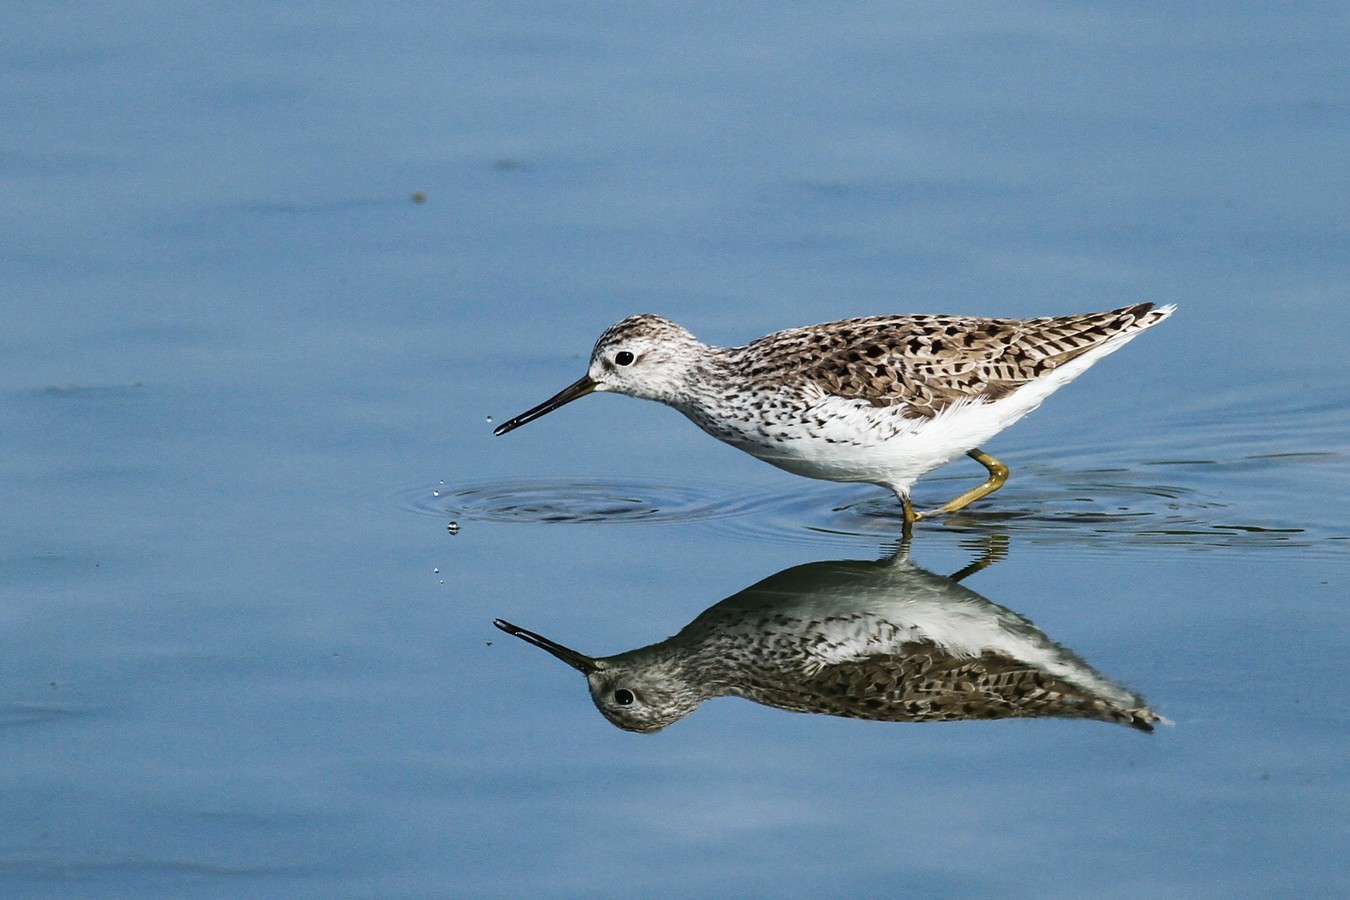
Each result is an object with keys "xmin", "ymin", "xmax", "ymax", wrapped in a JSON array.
[
  {"xmin": 614, "ymin": 351, "xmax": 635, "ymax": 366},
  {"xmin": 613, "ymin": 689, "xmax": 635, "ymax": 706}
]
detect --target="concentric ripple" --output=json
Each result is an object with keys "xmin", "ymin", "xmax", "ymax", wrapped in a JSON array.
[
  {"xmin": 395, "ymin": 462, "xmax": 1329, "ymax": 556},
  {"xmin": 396, "ymin": 478, "xmax": 757, "ymax": 526}
]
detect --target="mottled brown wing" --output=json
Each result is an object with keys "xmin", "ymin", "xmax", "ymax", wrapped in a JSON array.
[
  {"xmin": 756, "ymin": 303, "xmax": 1162, "ymax": 417},
  {"xmin": 808, "ymin": 647, "xmax": 1157, "ymax": 731}
]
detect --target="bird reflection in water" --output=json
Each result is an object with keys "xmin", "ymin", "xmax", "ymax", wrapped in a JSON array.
[{"xmin": 495, "ymin": 539, "xmax": 1163, "ymax": 734}]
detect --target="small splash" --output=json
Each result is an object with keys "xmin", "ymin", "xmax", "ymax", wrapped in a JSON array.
[
  {"xmin": 394, "ymin": 478, "xmax": 907, "ymax": 549},
  {"xmin": 396, "ymin": 478, "xmax": 741, "ymax": 526}
]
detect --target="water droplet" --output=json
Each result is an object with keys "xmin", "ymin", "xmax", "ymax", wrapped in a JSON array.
[
  {"xmin": 432, "ymin": 489, "xmax": 440, "ymax": 497},
  {"xmin": 447, "ymin": 521, "xmax": 460, "ymax": 535},
  {"xmin": 433, "ymin": 568, "xmax": 440, "ymax": 575},
  {"xmin": 485, "ymin": 416, "xmax": 494, "ymax": 423}
]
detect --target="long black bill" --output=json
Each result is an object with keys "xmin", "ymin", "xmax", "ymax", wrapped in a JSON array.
[
  {"xmin": 493, "ymin": 619, "xmax": 600, "ymax": 674},
  {"xmin": 493, "ymin": 375, "xmax": 597, "ymax": 436}
]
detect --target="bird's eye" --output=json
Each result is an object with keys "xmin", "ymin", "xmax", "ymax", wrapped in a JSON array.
[
  {"xmin": 614, "ymin": 351, "xmax": 635, "ymax": 366},
  {"xmin": 613, "ymin": 689, "xmax": 635, "ymax": 706}
]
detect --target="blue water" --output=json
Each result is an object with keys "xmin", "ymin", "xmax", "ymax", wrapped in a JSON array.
[{"xmin": 3, "ymin": 4, "xmax": 1347, "ymax": 897}]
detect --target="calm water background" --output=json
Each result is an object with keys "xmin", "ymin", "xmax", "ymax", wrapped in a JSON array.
[{"xmin": 3, "ymin": 4, "xmax": 1348, "ymax": 897}]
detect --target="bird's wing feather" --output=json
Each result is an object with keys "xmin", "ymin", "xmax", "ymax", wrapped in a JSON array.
[
  {"xmin": 745, "ymin": 303, "xmax": 1164, "ymax": 417},
  {"xmin": 803, "ymin": 644, "xmax": 1158, "ymax": 730}
]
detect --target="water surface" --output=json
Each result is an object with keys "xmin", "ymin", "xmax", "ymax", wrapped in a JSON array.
[{"xmin": 2, "ymin": 4, "xmax": 1347, "ymax": 898}]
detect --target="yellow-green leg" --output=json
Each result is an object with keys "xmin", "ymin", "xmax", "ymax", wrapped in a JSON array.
[
  {"xmin": 925, "ymin": 448, "xmax": 1009, "ymax": 517},
  {"xmin": 947, "ymin": 532, "xmax": 1010, "ymax": 582},
  {"xmin": 901, "ymin": 495, "xmax": 920, "ymax": 526}
]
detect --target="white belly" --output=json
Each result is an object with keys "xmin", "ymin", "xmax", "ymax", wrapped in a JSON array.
[
  {"xmin": 681, "ymin": 335, "xmax": 1131, "ymax": 498},
  {"xmin": 707, "ymin": 394, "xmax": 1017, "ymax": 496}
]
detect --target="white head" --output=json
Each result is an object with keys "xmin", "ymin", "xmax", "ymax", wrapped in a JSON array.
[
  {"xmin": 494, "ymin": 619, "xmax": 698, "ymax": 733},
  {"xmin": 494, "ymin": 315, "xmax": 702, "ymax": 435}
]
